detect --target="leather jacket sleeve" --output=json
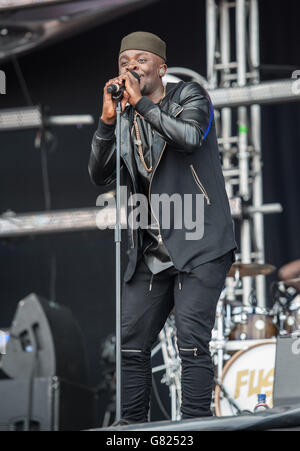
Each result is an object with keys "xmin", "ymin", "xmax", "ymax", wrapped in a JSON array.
[
  {"xmin": 88, "ymin": 82, "xmax": 213, "ymax": 186},
  {"xmin": 88, "ymin": 120, "xmax": 117, "ymax": 186},
  {"xmin": 135, "ymin": 82, "xmax": 213, "ymax": 153}
]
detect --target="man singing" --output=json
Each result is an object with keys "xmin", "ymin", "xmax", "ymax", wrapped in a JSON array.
[{"xmin": 89, "ymin": 31, "xmax": 237, "ymax": 423}]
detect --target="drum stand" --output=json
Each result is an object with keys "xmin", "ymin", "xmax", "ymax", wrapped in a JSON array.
[
  {"xmin": 213, "ymin": 377, "xmax": 242, "ymax": 414},
  {"xmin": 151, "ymin": 315, "xmax": 182, "ymax": 421},
  {"xmin": 214, "ymin": 288, "xmax": 228, "ymax": 381}
]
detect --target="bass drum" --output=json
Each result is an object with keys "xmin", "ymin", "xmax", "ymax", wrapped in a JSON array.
[{"xmin": 214, "ymin": 340, "xmax": 276, "ymax": 417}]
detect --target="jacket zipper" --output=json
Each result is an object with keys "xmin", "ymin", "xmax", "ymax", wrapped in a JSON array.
[
  {"xmin": 148, "ymin": 142, "xmax": 167, "ymax": 244},
  {"xmin": 190, "ymin": 164, "xmax": 211, "ymax": 205},
  {"xmin": 148, "ymin": 106, "xmax": 184, "ymax": 244},
  {"xmin": 118, "ymin": 127, "xmax": 138, "ymax": 248},
  {"xmin": 179, "ymin": 347, "xmax": 198, "ymax": 357}
]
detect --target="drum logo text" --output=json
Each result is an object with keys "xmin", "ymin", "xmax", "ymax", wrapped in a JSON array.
[{"xmin": 234, "ymin": 368, "xmax": 274, "ymax": 401}]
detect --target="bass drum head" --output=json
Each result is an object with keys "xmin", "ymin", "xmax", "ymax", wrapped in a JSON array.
[{"xmin": 215, "ymin": 340, "xmax": 276, "ymax": 417}]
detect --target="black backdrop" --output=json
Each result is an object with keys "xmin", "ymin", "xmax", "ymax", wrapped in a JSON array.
[{"xmin": 0, "ymin": 0, "xmax": 299, "ymax": 404}]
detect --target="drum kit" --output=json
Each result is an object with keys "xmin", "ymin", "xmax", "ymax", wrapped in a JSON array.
[{"xmin": 152, "ymin": 260, "xmax": 300, "ymax": 420}]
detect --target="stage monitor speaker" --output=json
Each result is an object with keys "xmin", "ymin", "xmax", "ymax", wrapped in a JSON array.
[
  {"xmin": 273, "ymin": 334, "xmax": 300, "ymax": 407},
  {"xmin": 1, "ymin": 293, "xmax": 88, "ymax": 385},
  {"xmin": 0, "ymin": 377, "xmax": 97, "ymax": 431}
]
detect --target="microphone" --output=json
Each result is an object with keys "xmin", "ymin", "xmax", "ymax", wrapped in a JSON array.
[{"xmin": 107, "ymin": 70, "xmax": 140, "ymax": 100}]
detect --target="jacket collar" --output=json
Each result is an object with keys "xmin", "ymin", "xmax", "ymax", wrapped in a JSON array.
[{"xmin": 121, "ymin": 81, "xmax": 184, "ymax": 119}]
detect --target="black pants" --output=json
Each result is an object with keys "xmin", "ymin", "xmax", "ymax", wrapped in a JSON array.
[{"xmin": 121, "ymin": 250, "xmax": 235, "ymax": 422}]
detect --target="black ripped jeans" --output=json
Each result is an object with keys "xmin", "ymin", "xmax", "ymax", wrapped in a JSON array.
[{"xmin": 121, "ymin": 250, "xmax": 235, "ymax": 422}]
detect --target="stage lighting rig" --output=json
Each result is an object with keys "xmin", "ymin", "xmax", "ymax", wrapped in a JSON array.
[
  {"xmin": 0, "ymin": 1, "xmax": 72, "ymax": 10},
  {"xmin": 0, "ymin": 106, "xmax": 93, "ymax": 131},
  {"xmin": 0, "ymin": 0, "xmax": 158, "ymax": 62}
]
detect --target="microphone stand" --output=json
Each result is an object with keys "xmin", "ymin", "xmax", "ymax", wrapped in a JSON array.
[
  {"xmin": 115, "ymin": 99, "xmax": 122, "ymax": 422},
  {"xmin": 113, "ymin": 72, "xmax": 140, "ymax": 422}
]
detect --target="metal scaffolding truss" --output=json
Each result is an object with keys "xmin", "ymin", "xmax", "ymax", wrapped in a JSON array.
[{"xmin": 207, "ymin": 0, "xmax": 281, "ymax": 307}]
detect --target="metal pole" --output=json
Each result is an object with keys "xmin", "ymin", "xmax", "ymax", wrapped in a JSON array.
[
  {"xmin": 220, "ymin": 0, "xmax": 238, "ymax": 301},
  {"xmin": 250, "ymin": 0, "xmax": 266, "ymax": 308},
  {"xmin": 236, "ymin": 0, "xmax": 252, "ymax": 306},
  {"xmin": 206, "ymin": 0, "xmax": 218, "ymax": 89},
  {"xmin": 216, "ymin": 299, "xmax": 224, "ymax": 380},
  {"xmin": 220, "ymin": 0, "xmax": 233, "ymax": 180},
  {"xmin": 115, "ymin": 100, "xmax": 122, "ymax": 422}
]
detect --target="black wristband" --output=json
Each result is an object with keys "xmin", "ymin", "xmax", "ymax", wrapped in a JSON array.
[
  {"xmin": 97, "ymin": 118, "xmax": 116, "ymax": 139},
  {"xmin": 135, "ymin": 96, "xmax": 156, "ymax": 117}
]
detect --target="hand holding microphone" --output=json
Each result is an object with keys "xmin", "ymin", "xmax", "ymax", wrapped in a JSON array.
[
  {"xmin": 101, "ymin": 70, "xmax": 142, "ymax": 125},
  {"xmin": 107, "ymin": 70, "xmax": 141, "ymax": 99}
]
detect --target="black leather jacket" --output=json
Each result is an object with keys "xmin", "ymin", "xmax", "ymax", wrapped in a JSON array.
[{"xmin": 89, "ymin": 81, "xmax": 237, "ymax": 282}]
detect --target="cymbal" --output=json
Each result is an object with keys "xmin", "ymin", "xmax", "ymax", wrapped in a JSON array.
[{"xmin": 227, "ymin": 262, "xmax": 276, "ymax": 278}]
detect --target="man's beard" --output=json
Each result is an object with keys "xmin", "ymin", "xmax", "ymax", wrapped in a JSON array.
[
  {"xmin": 141, "ymin": 84, "xmax": 148, "ymax": 95},
  {"xmin": 141, "ymin": 79, "xmax": 162, "ymax": 97},
  {"xmin": 141, "ymin": 81, "xmax": 153, "ymax": 96}
]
